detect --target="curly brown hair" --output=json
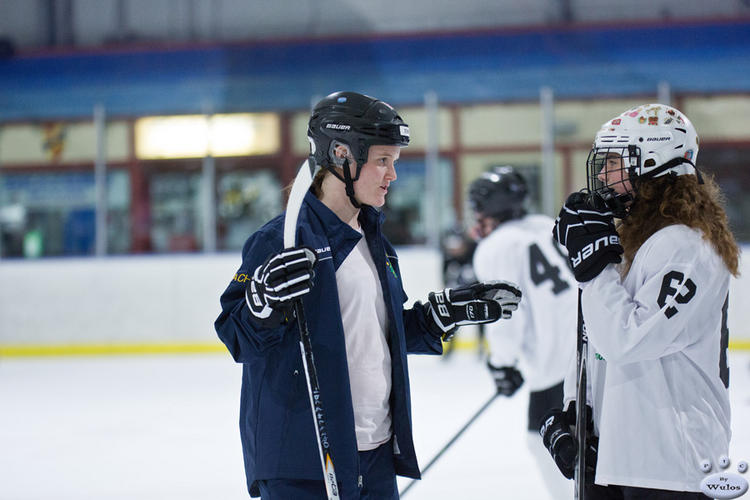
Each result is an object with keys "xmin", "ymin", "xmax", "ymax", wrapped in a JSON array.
[{"xmin": 618, "ymin": 173, "xmax": 740, "ymax": 277}]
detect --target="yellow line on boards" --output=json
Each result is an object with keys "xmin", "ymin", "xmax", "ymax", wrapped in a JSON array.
[
  {"xmin": 0, "ymin": 343, "xmax": 227, "ymax": 357},
  {"xmin": 445, "ymin": 338, "xmax": 750, "ymax": 353},
  {"xmin": 730, "ymin": 339, "xmax": 750, "ymax": 351},
  {"xmin": 0, "ymin": 338, "xmax": 748, "ymax": 358}
]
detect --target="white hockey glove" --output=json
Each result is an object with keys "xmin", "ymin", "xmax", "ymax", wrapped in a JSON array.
[
  {"xmin": 425, "ymin": 280, "xmax": 522, "ymax": 340},
  {"xmin": 245, "ymin": 246, "xmax": 317, "ymax": 327}
]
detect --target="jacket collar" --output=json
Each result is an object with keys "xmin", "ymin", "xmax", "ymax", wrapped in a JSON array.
[
  {"xmin": 302, "ymin": 191, "xmax": 386, "ymax": 264},
  {"xmin": 304, "ymin": 191, "xmax": 385, "ymax": 235},
  {"xmin": 358, "ymin": 204, "xmax": 386, "ymax": 242},
  {"xmin": 303, "ymin": 191, "xmax": 361, "ymax": 255}
]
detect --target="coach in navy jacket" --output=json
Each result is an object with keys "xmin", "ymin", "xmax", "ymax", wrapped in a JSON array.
[
  {"xmin": 216, "ymin": 191, "xmax": 442, "ymax": 496},
  {"xmin": 214, "ymin": 91, "xmax": 521, "ymax": 499}
]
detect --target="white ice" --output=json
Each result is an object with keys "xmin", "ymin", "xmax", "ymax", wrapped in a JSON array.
[{"xmin": 1, "ymin": 350, "xmax": 748, "ymax": 499}]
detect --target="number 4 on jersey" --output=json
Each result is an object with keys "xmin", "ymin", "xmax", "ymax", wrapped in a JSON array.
[{"xmin": 529, "ymin": 242, "xmax": 570, "ymax": 295}]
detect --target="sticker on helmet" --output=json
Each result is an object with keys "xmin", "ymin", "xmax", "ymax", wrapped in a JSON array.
[
  {"xmin": 648, "ymin": 117, "xmax": 658, "ymax": 125},
  {"xmin": 399, "ymin": 125, "xmax": 410, "ymax": 138},
  {"xmin": 611, "ymin": 119, "xmax": 621, "ymax": 125},
  {"xmin": 638, "ymin": 116, "xmax": 646, "ymax": 124}
]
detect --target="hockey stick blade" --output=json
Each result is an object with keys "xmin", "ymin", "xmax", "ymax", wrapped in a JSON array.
[
  {"xmin": 284, "ymin": 157, "xmax": 316, "ymax": 249},
  {"xmin": 284, "ymin": 157, "xmax": 340, "ymax": 500}
]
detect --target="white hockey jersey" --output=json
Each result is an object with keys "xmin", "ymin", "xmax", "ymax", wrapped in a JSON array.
[
  {"xmin": 474, "ymin": 214, "xmax": 577, "ymax": 391},
  {"xmin": 565, "ymin": 224, "xmax": 732, "ymax": 492}
]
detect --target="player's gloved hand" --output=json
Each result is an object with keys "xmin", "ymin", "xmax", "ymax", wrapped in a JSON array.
[
  {"xmin": 245, "ymin": 246, "xmax": 317, "ymax": 327},
  {"xmin": 425, "ymin": 281, "xmax": 522, "ymax": 341},
  {"xmin": 539, "ymin": 402, "xmax": 598, "ymax": 480},
  {"xmin": 540, "ymin": 407, "xmax": 577, "ymax": 479},
  {"xmin": 488, "ymin": 362, "xmax": 524, "ymax": 396},
  {"xmin": 553, "ymin": 191, "xmax": 623, "ymax": 282}
]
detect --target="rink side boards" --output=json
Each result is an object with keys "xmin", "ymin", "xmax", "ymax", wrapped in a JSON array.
[{"xmin": 0, "ymin": 246, "xmax": 749, "ymax": 357}]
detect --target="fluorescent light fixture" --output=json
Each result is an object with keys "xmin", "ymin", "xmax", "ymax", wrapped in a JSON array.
[{"xmin": 135, "ymin": 113, "xmax": 280, "ymax": 159}]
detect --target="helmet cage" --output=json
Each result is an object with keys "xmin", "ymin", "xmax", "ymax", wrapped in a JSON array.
[{"xmin": 586, "ymin": 145, "xmax": 639, "ymax": 218}]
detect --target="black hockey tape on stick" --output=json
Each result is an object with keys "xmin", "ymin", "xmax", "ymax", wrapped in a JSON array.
[
  {"xmin": 400, "ymin": 392, "xmax": 501, "ymax": 497},
  {"xmin": 284, "ymin": 157, "xmax": 340, "ymax": 500},
  {"xmin": 575, "ymin": 287, "xmax": 587, "ymax": 500}
]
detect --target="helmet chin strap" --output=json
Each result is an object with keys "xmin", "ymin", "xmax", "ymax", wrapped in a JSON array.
[
  {"xmin": 638, "ymin": 157, "xmax": 698, "ymax": 181},
  {"xmin": 596, "ymin": 187, "xmax": 632, "ymax": 219},
  {"xmin": 607, "ymin": 157, "xmax": 704, "ymax": 219},
  {"xmin": 341, "ymin": 158, "xmax": 362, "ymax": 209}
]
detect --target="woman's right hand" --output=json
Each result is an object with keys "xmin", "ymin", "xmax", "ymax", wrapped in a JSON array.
[{"xmin": 245, "ymin": 246, "xmax": 317, "ymax": 327}]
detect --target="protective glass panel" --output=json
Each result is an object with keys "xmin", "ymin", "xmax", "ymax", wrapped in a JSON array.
[
  {"xmin": 382, "ymin": 157, "xmax": 454, "ymax": 245},
  {"xmin": 149, "ymin": 172, "xmax": 202, "ymax": 253},
  {"xmin": 216, "ymin": 169, "xmax": 282, "ymax": 251},
  {"xmin": 0, "ymin": 170, "xmax": 130, "ymax": 257}
]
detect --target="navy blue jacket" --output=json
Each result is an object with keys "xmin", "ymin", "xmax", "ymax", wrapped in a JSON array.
[{"xmin": 215, "ymin": 191, "xmax": 443, "ymax": 497}]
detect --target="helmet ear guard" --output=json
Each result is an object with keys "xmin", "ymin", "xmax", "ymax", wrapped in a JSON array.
[{"xmin": 327, "ymin": 141, "xmax": 353, "ymax": 169}]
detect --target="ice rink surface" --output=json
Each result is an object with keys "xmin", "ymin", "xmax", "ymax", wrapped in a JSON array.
[{"xmin": 1, "ymin": 349, "xmax": 748, "ymax": 500}]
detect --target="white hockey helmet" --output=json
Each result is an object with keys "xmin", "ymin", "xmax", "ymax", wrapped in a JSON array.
[{"xmin": 586, "ymin": 103, "xmax": 700, "ymax": 217}]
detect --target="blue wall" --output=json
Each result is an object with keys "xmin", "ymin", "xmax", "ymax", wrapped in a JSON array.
[{"xmin": 1, "ymin": 20, "xmax": 749, "ymax": 120}]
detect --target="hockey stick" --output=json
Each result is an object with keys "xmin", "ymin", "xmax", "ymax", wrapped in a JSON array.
[
  {"xmin": 400, "ymin": 392, "xmax": 500, "ymax": 496},
  {"xmin": 284, "ymin": 157, "xmax": 340, "ymax": 500},
  {"xmin": 574, "ymin": 287, "xmax": 587, "ymax": 500}
]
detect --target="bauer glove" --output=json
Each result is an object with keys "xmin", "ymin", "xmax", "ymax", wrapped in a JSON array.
[
  {"xmin": 245, "ymin": 246, "xmax": 317, "ymax": 327},
  {"xmin": 425, "ymin": 280, "xmax": 522, "ymax": 341},
  {"xmin": 539, "ymin": 402, "xmax": 598, "ymax": 480},
  {"xmin": 488, "ymin": 362, "xmax": 524, "ymax": 397},
  {"xmin": 553, "ymin": 191, "xmax": 623, "ymax": 282}
]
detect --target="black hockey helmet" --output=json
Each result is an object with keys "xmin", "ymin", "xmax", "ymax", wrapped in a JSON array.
[
  {"xmin": 308, "ymin": 91, "xmax": 410, "ymax": 184},
  {"xmin": 468, "ymin": 166, "xmax": 528, "ymax": 222}
]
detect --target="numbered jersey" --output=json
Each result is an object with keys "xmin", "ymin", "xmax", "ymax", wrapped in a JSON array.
[
  {"xmin": 570, "ymin": 224, "xmax": 731, "ymax": 491},
  {"xmin": 473, "ymin": 214, "xmax": 577, "ymax": 391}
]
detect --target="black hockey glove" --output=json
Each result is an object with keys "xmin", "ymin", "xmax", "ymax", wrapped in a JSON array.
[
  {"xmin": 488, "ymin": 362, "xmax": 524, "ymax": 397},
  {"xmin": 539, "ymin": 402, "xmax": 598, "ymax": 480},
  {"xmin": 425, "ymin": 281, "xmax": 522, "ymax": 341},
  {"xmin": 245, "ymin": 246, "xmax": 317, "ymax": 328},
  {"xmin": 553, "ymin": 191, "xmax": 623, "ymax": 282}
]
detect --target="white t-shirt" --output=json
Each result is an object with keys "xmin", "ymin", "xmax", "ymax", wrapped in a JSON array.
[
  {"xmin": 565, "ymin": 224, "xmax": 732, "ymax": 491},
  {"xmin": 473, "ymin": 214, "xmax": 577, "ymax": 391},
  {"xmin": 336, "ymin": 230, "xmax": 392, "ymax": 451}
]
